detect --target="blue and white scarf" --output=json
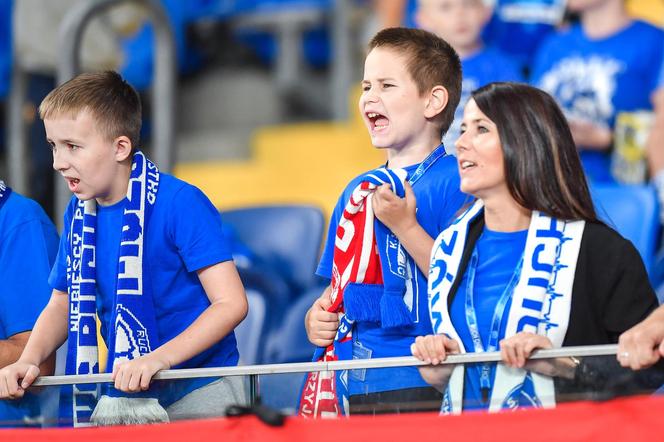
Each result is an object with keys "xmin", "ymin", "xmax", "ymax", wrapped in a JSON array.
[
  {"xmin": 0, "ymin": 181, "xmax": 11, "ymax": 211},
  {"xmin": 428, "ymin": 200, "xmax": 585, "ymax": 414},
  {"xmin": 63, "ymin": 151, "xmax": 163, "ymax": 426}
]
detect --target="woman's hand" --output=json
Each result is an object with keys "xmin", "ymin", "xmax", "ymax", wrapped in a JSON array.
[
  {"xmin": 500, "ymin": 332, "xmax": 576, "ymax": 379},
  {"xmin": 618, "ymin": 307, "xmax": 664, "ymax": 370},
  {"xmin": 411, "ymin": 334, "xmax": 460, "ymax": 391}
]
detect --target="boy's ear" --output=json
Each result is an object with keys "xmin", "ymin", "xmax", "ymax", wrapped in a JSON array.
[
  {"xmin": 424, "ymin": 85, "xmax": 449, "ymax": 119},
  {"xmin": 114, "ymin": 135, "xmax": 133, "ymax": 162}
]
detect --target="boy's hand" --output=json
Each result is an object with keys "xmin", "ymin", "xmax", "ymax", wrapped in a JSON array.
[
  {"xmin": 305, "ymin": 290, "xmax": 339, "ymax": 347},
  {"xmin": 0, "ymin": 361, "xmax": 41, "ymax": 399},
  {"xmin": 373, "ymin": 182, "xmax": 417, "ymax": 237},
  {"xmin": 112, "ymin": 353, "xmax": 171, "ymax": 393}
]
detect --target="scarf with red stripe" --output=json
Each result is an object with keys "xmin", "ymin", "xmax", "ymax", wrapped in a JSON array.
[{"xmin": 298, "ymin": 168, "xmax": 411, "ymax": 418}]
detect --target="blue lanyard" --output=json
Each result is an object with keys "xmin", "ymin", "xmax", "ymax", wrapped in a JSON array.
[
  {"xmin": 405, "ymin": 144, "xmax": 447, "ymax": 187},
  {"xmin": 464, "ymin": 248, "xmax": 523, "ymax": 403}
]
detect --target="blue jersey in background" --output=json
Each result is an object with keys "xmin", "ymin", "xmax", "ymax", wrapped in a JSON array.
[
  {"xmin": 531, "ymin": 20, "xmax": 664, "ymax": 182},
  {"xmin": 444, "ymin": 47, "xmax": 523, "ymax": 151}
]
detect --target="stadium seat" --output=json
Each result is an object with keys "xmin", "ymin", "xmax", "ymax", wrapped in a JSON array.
[
  {"xmin": 221, "ymin": 205, "xmax": 325, "ymax": 296},
  {"xmin": 234, "ymin": 289, "xmax": 268, "ymax": 365},
  {"xmin": 590, "ymin": 183, "xmax": 660, "ymax": 275},
  {"xmin": 258, "ymin": 371, "xmax": 306, "ymax": 414},
  {"xmin": 262, "ymin": 285, "xmax": 321, "ymax": 364}
]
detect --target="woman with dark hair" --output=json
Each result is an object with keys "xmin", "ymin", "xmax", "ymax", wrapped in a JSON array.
[{"xmin": 410, "ymin": 82, "xmax": 659, "ymax": 413}]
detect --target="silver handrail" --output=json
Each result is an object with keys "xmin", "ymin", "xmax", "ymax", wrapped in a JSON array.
[
  {"xmin": 54, "ymin": 0, "xmax": 176, "ymax": 222},
  {"xmin": 31, "ymin": 345, "xmax": 618, "ymax": 387}
]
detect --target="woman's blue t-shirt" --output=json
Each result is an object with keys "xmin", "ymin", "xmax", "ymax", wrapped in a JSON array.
[{"xmin": 450, "ymin": 227, "xmax": 528, "ymax": 410}]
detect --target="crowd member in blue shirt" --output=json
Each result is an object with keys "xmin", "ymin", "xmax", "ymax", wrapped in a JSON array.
[
  {"xmin": 0, "ymin": 183, "xmax": 58, "ymax": 426},
  {"xmin": 373, "ymin": 0, "xmax": 562, "ymax": 74},
  {"xmin": 0, "ymin": 71, "xmax": 248, "ymax": 426},
  {"xmin": 646, "ymin": 58, "xmax": 664, "ymax": 219},
  {"xmin": 481, "ymin": 0, "xmax": 565, "ymax": 73},
  {"xmin": 415, "ymin": 0, "xmax": 523, "ymax": 151},
  {"xmin": 304, "ymin": 28, "xmax": 467, "ymax": 414},
  {"xmin": 531, "ymin": 0, "xmax": 664, "ymax": 183},
  {"xmin": 411, "ymin": 82, "xmax": 657, "ymax": 413}
]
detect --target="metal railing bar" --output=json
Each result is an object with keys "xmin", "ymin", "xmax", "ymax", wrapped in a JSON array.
[{"xmin": 31, "ymin": 345, "xmax": 618, "ymax": 387}]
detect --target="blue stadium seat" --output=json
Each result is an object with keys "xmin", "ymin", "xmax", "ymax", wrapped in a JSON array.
[
  {"xmin": 258, "ymin": 286, "xmax": 325, "ymax": 412},
  {"xmin": 262, "ymin": 285, "xmax": 322, "ymax": 364},
  {"xmin": 234, "ymin": 289, "xmax": 268, "ymax": 365},
  {"xmin": 221, "ymin": 205, "xmax": 325, "ymax": 297},
  {"xmin": 258, "ymin": 372, "xmax": 306, "ymax": 413},
  {"xmin": 590, "ymin": 183, "xmax": 660, "ymax": 275}
]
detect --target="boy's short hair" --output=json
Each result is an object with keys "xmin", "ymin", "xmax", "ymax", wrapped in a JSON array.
[
  {"xmin": 369, "ymin": 27, "xmax": 462, "ymax": 136},
  {"xmin": 39, "ymin": 71, "xmax": 142, "ymax": 148}
]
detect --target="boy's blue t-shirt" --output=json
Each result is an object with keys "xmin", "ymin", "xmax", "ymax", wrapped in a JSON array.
[
  {"xmin": 0, "ymin": 192, "xmax": 59, "ymax": 425},
  {"xmin": 531, "ymin": 20, "xmax": 664, "ymax": 183},
  {"xmin": 449, "ymin": 228, "xmax": 527, "ymax": 410},
  {"xmin": 317, "ymin": 153, "xmax": 467, "ymax": 395},
  {"xmin": 49, "ymin": 174, "xmax": 238, "ymax": 404},
  {"xmin": 444, "ymin": 47, "xmax": 524, "ymax": 150}
]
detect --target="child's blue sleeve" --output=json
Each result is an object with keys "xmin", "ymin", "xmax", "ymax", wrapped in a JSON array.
[
  {"xmin": 316, "ymin": 201, "xmax": 343, "ymax": 280},
  {"xmin": 530, "ymin": 33, "xmax": 558, "ymax": 86},
  {"xmin": 437, "ymin": 168, "xmax": 468, "ymax": 232},
  {"xmin": 168, "ymin": 184, "xmax": 234, "ymax": 272},
  {"xmin": 0, "ymin": 219, "xmax": 59, "ymax": 338},
  {"xmin": 48, "ymin": 204, "xmax": 73, "ymax": 293},
  {"xmin": 316, "ymin": 184, "xmax": 355, "ymax": 280}
]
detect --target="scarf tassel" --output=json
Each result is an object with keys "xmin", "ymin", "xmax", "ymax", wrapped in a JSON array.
[
  {"xmin": 91, "ymin": 395, "xmax": 169, "ymax": 426},
  {"xmin": 344, "ymin": 283, "xmax": 413, "ymax": 328}
]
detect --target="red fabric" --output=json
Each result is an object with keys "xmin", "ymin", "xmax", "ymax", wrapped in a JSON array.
[
  {"xmin": 5, "ymin": 394, "xmax": 664, "ymax": 441},
  {"xmin": 298, "ymin": 181, "xmax": 382, "ymax": 418}
]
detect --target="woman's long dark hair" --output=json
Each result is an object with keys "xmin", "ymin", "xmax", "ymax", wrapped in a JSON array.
[{"xmin": 471, "ymin": 82, "xmax": 599, "ymax": 223}]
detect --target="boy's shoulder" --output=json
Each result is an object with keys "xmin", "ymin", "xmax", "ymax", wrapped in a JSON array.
[
  {"xmin": 0, "ymin": 191, "xmax": 52, "ymax": 231},
  {"xmin": 624, "ymin": 19, "xmax": 664, "ymax": 39},
  {"xmin": 342, "ymin": 153, "xmax": 460, "ymax": 194}
]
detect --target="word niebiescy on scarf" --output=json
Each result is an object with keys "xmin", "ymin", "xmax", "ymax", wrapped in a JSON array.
[
  {"xmin": 63, "ymin": 151, "xmax": 162, "ymax": 427},
  {"xmin": 428, "ymin": 200, "xmax": 585, "ymax": 413}
]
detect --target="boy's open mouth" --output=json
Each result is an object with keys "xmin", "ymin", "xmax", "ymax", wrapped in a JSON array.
[
  {"xmin": 65, "ymin": 177, "xmax": 80, "ymax": 192},
  {"xmin": 366, "ymin": 112, "xmax": 389, "ymax": 132}
]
